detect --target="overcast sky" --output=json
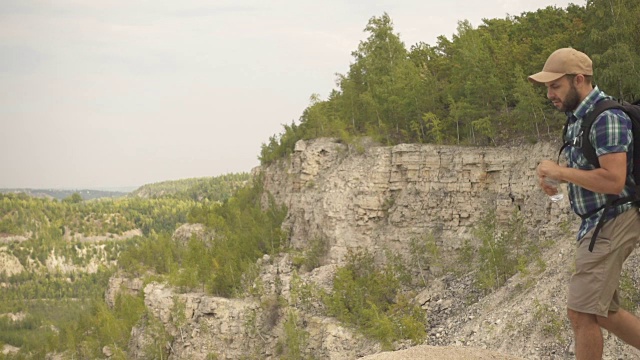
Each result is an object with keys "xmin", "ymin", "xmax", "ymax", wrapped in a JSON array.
[{"xmin": 0, "ymin": 0, "xmax": 581, "ymax": 190}]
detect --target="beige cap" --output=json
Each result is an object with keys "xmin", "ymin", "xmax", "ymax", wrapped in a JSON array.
[{"xmin": 528, "ymin": 48, "xmax": 593, "ymax": 84}]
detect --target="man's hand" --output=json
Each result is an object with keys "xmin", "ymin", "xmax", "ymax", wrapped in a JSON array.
[
  {"xmin": 536, "ymin": 160, "xmax": 563, "ymax": 196},
  {"xmin": 536, "ymin": 153, "xmax": 627, "ymax": 195}
]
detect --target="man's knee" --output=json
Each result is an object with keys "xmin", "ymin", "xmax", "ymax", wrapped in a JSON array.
[{"xmin": 567, "ymin": 308, "xmax": 598, "ymax": 328}]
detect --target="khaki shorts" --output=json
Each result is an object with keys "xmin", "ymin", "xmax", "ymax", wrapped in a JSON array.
[{"xmin": 567, "ymin": 208, "xmax": 640, "ymax": 317}]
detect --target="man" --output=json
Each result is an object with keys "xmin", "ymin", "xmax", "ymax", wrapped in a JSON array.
[{"xmin": 529, "ymin": 47, "xmax": 640, "ymax": 359}]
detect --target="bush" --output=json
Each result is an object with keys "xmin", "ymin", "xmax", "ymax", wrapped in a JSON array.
[
  {"xmin": 467, "ymin": 209, "xmax": 543, "ymax": 292},
  {"xmin": 187, "ymin": 178, "xmax": 288, "ymax": 297},
  {"xmin": 280, "ymin": 310, "xmax": 310, "ymax": 360},
  {"xmin": 324, "ymin": 249, "xmax": 426, "ymax": 349},
  {"xmin": 117, "ymin": 233, "xmax": 179, "ymax": 276},
  {"xmin": 300, "ymin": 236, "xmax": 330, "ymax": 272}
]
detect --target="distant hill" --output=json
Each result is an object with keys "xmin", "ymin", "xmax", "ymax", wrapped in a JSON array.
[
  {"xmin": 0, "ymin": 188, "xmax": 129, "ymax": 200},
  {"xmin": 129, "ymin": 173, "xmax": 251, "ymax": 202},
  {"xmin": 1, "ymin": 173, "xmax": 252, "ymax": 203}
]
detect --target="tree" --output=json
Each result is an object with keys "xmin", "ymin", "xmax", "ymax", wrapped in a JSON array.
[
  {"xmin": 63, "ymin": 193, "xmax": 83, "ymax": 204},
  {"xmin": 511, "ymin": 66, "xmax": 563, "ymax": 139},
  {"xmin": 584, "ymin": 0, "xmax": 640, "ymax": 101},
  {"xmin": 257, "ymin": 3, "xmax": 640, "ymax": 163},
  {"xmin": 344, "ymin": 13, "xmax": 412, "ymax": 143},
  {"xmin": 422, "ymin": 112, "xmax": 446, "ymax": 144}
]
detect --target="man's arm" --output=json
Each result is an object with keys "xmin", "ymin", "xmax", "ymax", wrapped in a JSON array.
[{"xmin": 537, "ymin": 152, "xmax": 627, "ymax": 195}]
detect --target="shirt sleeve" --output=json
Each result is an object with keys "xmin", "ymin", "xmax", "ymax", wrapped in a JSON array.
[{"xmin": 589, "ymin": 109, "xmax": 632, "ymax": 157}]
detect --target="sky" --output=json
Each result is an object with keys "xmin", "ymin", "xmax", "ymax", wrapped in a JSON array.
[{"xmin": 0, "ymin": 0, "xmax": 582, "ymax": 190}]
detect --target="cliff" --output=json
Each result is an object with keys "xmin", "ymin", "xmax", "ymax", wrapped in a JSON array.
[{"xmin": 262, "ymin": 138, "xmax": 568, "ymax": 261}]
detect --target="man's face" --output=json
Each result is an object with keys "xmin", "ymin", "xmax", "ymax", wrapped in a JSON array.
[{"xmin": 545, "ymin": 75, "xmax": 581, "ymax": 112}]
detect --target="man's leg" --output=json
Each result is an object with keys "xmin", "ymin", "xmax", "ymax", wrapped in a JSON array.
[
  {"xmin": 567, "ymin": 209, "xmax": 640, "ymax": 358},
  {"xmin": 568, "ymin": 308, "xmax": 603, "ymax": 360},
  {"xmin": 597, "ymin": 308, "xmax": 640, "ymax": 349}
]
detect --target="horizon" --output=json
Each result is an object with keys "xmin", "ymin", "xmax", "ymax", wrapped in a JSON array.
[
  {"xmin": 0, "ymin": 186, "xmax": 139, "ymax": 192},
  {"xmin": 0, "ymin": 170, "xmax": 253, "ymax": 191}
]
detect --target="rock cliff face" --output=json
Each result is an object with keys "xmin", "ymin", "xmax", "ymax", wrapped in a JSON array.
[
  {"xmin": 262, "ymin": 138, "xmax": 569, "ymax": 261},
  {"xmin": 134, "ymin": 274, "xmax": 378, "ymax": 360},
  {"xmin": 119, "ymin": 139, "xmax": 640, "ymax": 359}
]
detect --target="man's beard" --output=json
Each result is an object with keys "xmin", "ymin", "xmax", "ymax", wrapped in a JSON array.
[{"xmin": 560, "ymin": 84, "xmax": 581, "ymax": 112}]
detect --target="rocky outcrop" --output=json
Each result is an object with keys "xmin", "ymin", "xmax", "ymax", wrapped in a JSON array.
[
  {"xmin": 262, "ymin": 138, "xmax": 569, "ymax": 263},
  {"xmin": 105, "ymin": 275, "xmax": 144, "ymax": 308},
  {"xmin": 1, "ymin": 239, "xmax": 129, "ymax": 277},
  {"xmin": 172, "ymin": 223, "xmax": 213, "ymax": 247},
  {"xmin": 0, "ymin": 312, "xmax": 26, "ymax": 322},
  {"xmin": 116, "ymin": 252, "xmax": 377, "ymax": 359},
  {"xmin": 1, "ymin": 344, "xmax": 20, "ymax": 356},
  {"xmin": 0, "ymin": 248, "xmax": 24, "ymax": 276},
  {"xmin": 64, "ymin": 228, "xmax": 143, "ymax": 243},
  {"xmin": 132, "ymin": 280, "xmax": 378, "ymax": 360},
  {"xmin": 44, "ymin": 245, "xmax": 117, "ymax": 274}
]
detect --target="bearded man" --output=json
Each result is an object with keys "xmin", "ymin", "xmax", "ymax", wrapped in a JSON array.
[{"xmin": 530, "ymin": 47, "xmax": 640, "ymax": 360}]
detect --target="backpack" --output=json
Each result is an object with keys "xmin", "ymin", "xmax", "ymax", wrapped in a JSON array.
[{"xmin": 560, "ymin": 99, "xmax": 640, "ymax": 252}]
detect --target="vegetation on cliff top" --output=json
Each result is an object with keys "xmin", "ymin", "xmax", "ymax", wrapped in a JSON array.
[{"xmin": 260, "ymin": 0, "xmax": 640, "ymax": 164}]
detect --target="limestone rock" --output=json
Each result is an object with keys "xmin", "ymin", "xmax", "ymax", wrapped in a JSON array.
[
  {"xmin": 1, "ymin": 345, "xmax": 20, "ymax": 356},
  {"xmin": 0, "ymin": 250, "xmax": 24, "ymax": 276},
  {"xmin": 102, "ymin": 346, "xmax": 113, "ymax": 358},
  {"xmin": 262, "ymin": 139, "xmax": 569, "ymax": 264},
  {"xmin": 172, "ymin": 223, "xmax": 211, "ymax": 247},
  {"xmin": 105, "ymin": 275, "xmax": 144, "ymax": 308},
  {"xmin": 133, "ymin": 280, "xmax": 379, "ymax": 359}
]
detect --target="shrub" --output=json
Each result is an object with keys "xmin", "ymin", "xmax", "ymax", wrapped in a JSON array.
[
  {"xmin": 324, "ymin": 249, "xmax": 426, "ymax": 349},
  {"xmin": 300, "ymin": 236, "xmax": 330, "ymax": 272},
  {"xmin": 468, "ymin": 209, "xmax": 543, "ymax": 292},
  {"xmin": 262, "ymin": 295, "xmax": 283, "ymax": 330},
  {"xmin": 533, "ymin": 299, "xmax": 567, "ymax": 343},
  {"xmin": 185, "ymin": 177, "xmax": 288, "ymax": 297},
  {"xmin": 409, "ymin": 233, "xmax": 441, "ymax": 285},
  {"xmin": 281, "ymin": 310, "xmax": 310, "ymax": 360}
]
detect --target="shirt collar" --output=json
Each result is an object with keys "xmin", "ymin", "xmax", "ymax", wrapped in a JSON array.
[{"xmin": 569, "ymin": 86, "xmax": 604, "ymax": 120}]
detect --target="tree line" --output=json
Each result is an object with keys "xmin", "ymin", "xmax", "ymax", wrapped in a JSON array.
[
  {"xmin": 260, "ymin": 0, "xmax": 640, "ymax": 164},
  {"xmin": 130, "ymin": 173, "xmax": 250, "ymax": 201},
  {"xmin": 0, "ymin": 174, "xmax": 251, "ymax": 239},
  {"xmin": 0, "ymin": 192, "xmax": 192, "ymax": 239}
]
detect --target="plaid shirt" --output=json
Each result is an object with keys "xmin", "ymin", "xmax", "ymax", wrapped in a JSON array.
[{"xmin": 563, "ymin": 86, "xmax": 635, "ymax": 240}]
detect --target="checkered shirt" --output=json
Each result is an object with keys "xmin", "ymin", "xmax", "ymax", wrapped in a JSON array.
[{"xmin": 563, "ymin": 86, "xmax": 635, "ymax": 240}]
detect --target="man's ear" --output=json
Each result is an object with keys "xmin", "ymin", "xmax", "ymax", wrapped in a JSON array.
[{"xmin": 573, "ymin": 74, "xmax": 585, "ymax": 87}]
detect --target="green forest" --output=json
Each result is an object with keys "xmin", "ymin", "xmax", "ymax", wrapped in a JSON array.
[
  {"xmin": 2, "ymin": 0, "xmax": 640, "ymax": 358},
  {"xmin": 0, "ymin": 174, "xmax": 256, "ymax": 359},
  {"xmin": 260, "ymin": 0, "xmax": 640, "ymax": 164},
  {"xmin": 0, "ymin": 189, "xmax": 128, "ymax": 201}
]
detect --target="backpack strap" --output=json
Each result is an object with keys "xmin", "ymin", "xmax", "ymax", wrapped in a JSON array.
[
  {"xmin": 578, "ymin": 99, "xmax": 633, "ymax": 252},
  {"xmin": 558, "ymin": 116, "xmax": 574, "ymax": 164},
  {"xmin": 580, "ymin": 99, "xmax": 625, "ymax": 168}
]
